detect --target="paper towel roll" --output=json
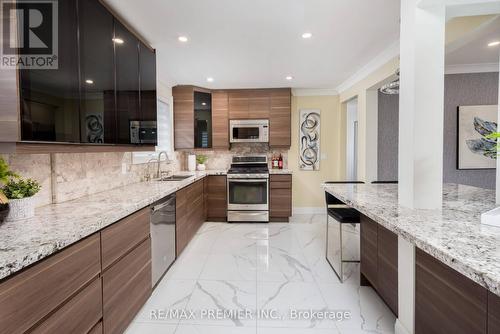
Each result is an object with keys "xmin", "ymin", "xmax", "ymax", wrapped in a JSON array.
[{"xmin": 188, "ymin": 154, "xmax": 196, "ymax": 172}]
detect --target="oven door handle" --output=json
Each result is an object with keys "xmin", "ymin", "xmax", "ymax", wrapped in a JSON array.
[{"xmin": 228, "ymin": 179, "xmax": 268, "ymax": 183}]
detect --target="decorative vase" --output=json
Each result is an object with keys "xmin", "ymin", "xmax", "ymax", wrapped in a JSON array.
[
  {"xmin": 5, "ymin": 196, "xmax": 36, "ymax": 221},
  {"xmin": 197, "ymin": 164, "xmax": 206, "ymax": 171}
]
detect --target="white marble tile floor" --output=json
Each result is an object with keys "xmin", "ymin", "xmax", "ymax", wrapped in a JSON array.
[{"xmin": 125, "ymin": 214, "xmax": 396, "ymax": 334}]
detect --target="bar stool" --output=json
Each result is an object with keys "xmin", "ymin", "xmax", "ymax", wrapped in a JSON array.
[{"xmin": 324, "ymin": 181, "xmax": 363, "ymax": 282}]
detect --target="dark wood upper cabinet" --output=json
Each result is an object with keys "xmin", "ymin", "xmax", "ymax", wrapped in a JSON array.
[
  {"xmin": 79, "ymin": 0, "xmax": 115, "ymax": 144},
  {"xmin": 19, "ymin": 0, "xmax": 80, "ymax": 143},
  {"xmin": 139, "ymin": 42, "xmax": 157, "ymax": 122},
  {"xmin": 114, "ymin": 20, "xmax": 140, "ymax": 145},
  {"xmin": 415, "ymin": 248, "xmax": 487, "ymax": 334}
]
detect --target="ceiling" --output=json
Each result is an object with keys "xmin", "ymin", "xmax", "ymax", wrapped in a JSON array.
[
  {"xmin": 104, "ymin": 0, "xmax": 400, "ymax": 89},
  {"xmin": 446, "ymin": 15, "xmax": 500, "ymax": 67}
]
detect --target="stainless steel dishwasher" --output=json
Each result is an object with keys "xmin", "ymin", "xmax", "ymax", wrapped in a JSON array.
[{"xmin": 151, "ymin": 193, "xmax": 176, "ymax": 287}]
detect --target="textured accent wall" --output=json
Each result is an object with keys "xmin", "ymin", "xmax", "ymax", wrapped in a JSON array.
[{"xmin": 377, "ymin": 72, "xmax": 498, "ymax": 189}]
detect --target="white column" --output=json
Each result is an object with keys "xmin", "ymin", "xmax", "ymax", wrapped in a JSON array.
[
  {"xmin": 395, "ymin": 237, "xmax": 416, "ymax": 334},
  {"xmin": 398, "ymin": 0, "xmax": 446, "ymax": 209}
]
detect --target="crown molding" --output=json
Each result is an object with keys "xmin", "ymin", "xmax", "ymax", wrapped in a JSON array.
[
  {"xmin": 445, "ymin": 63, "xmax": 499, "ymax": 74},
  {"xmin": 291, "ymin": 88, "xmax": 338, "ymax": 96},
  {"xmin": 335, "ymin": 40, "xmax": 400, "ymax": 94}
]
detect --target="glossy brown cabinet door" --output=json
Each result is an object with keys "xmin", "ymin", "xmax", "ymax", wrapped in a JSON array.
[
  {"xmin": 176, "ymin": 179, "xmax": 204, "ymax": 255},
  {"xmin": 212, "ymin": 91, "xmax": 229, "ymax": 148},
  {"xmin": 489, "ymin": 292, "xmax": 500, "ymax": 334},
  {"xmin": 415, "ymin": 248, "xmax": 487, "ymax": 334},
  {"xmin": 0, "ymin": 234, "xmax": 101, "ymax": 334},
  {"xmin": 270, "ymin": 174, "xmax": 292, "ymax": 221},
  {"xmin": 101, "ymin": 207, "xmax": 150, "ymax": 270},
  {"xmin": 377, "ymin": 225, "xmax": 398, "ymax": 316},
  {"xmin": 173, "ymin": 86, "xmax": 195, "ymax": 149},
  {"xmin": 102, "ymin": 238, "xmax": 152, "ymax": 334},
  {"xmin": 207, "ymin": 175, "xmax": 227, "ymax": 221},
  {"xmin": 360, "ymin": 215, "xmax": 378, "ymax": 289},
  {"xmin": 31, "ymin": 278, "xmax": 102, "ymax": 334},
  {"xmin": 270, "ymin": 89, "xmax": 291, "ymax": 147}
]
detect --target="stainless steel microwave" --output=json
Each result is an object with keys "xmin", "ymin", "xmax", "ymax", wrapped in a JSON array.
[
  {"xmin": 229, "ymin": 119, "xmax": 269, "ymax": 143},
  {"xmin": 130, "ymin": 120, "xmax": 157, "ymax": 144}
]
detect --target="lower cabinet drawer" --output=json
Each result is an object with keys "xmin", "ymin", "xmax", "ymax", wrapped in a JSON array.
[
  {"xmin": 31, "ymin": 278, "xmax": 102, "ymax": 334},
  {"xmin": 102, "ymin": 237, "xmax": 152, "ymax": 334},
  {"xmin": 489, "ymin": 291, "xmax": 500, "ymax": 334},
  {"xmin": 0, "ymin": 234, "xmax": 101, "ymax": 334}
]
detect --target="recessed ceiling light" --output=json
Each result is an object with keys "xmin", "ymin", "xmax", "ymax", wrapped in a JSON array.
[
  {"xmin": 178, "ymin": 36, "xmax": 188, "ymax": 42},
  {"xmin": 112, "ymin": 38, "xmax": 124, "ymax": 44},
  {"xmin": 488, "ymin": 41, "xmax": 500, "ymax": 47},
  {"xmin": 286, "ymin": 76, "xmax": 293, "ymax": 80},
  {"xmin": 202, "ymin": 102, "xmax": 207, "ymax": 106},
  {"xmin": 85, "ymin": 79, "xmax": 94, "ymax": 84},
  {"xmin": 302, "ymin": 32, "xmax": 312, "ymax": 39},
  {"xmin": 206, "ymin": 77, "xmax": 214, "ymax": 82}
]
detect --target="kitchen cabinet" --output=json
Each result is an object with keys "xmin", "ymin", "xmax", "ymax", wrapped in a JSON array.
[
  {"xmin": 206, "ymin": 175, "xmax": 227, "ymax": 221},
  {"xmin": 101, "ymin": 207, "xmax": 150, "ymax": 270},
  {"xmin": 0, "ymin": 234, "xmax": 101, "ymax": 334},
  {"xmin": 269, "ymin": 89, "xmax": 291, "ymax": 147},
  {"xmin": 78, "ymin": 0, "xmax": 115, "ymax": 144},
  {"xmin": 31, "ymin": 278, "xmax": 102, "ymax": 334},
  {"xmin": 269, "ymin": 174, "xmax": 292, "ymax": 221},
  {"xmin": 176, "ymin": 179, "xmax": 205, "ymax": 255},
  {"xmin": 228, "ymin": 89, "xmax": 270, "ymax": 120},
  {"xmin": 360, "ymin": 215, "xmax": 378, "ymax": 288},
  {"xmin": 19, "ymin": 0, "xmax": 80, "ymax": 143},
  {"xmin": 102, "ymin": 238, "xmax": 151, "ymax": 334},
  {"xmin": 173, "ymin": 86, "xmax": 213, "ymax": 149},
  {"xmin": 0, "ymin": 205, "xmax": 153, "ymax": 334},
  {"xmin": 415, "ymin": 248, "xmax": 487, "ymax": 334},
  {"xmin": 377, "ymin": 224, "xmax": 398, "ymax": 316},
  {"xmin": 212, "ymin": 91, "xmax": 229, "ymax": 149},
  {"xmin": 6, "ymin": 0, "xmax": 157, "ymax": 152},
  {"xmin": 228, "ymin": 90, "xmax": 250, "ymax": 119},
  {"xmin": 489, "ymin": 292, "xmax": 500, "ymax": 333},
  {"xmin": 360, "ymin": 214, "xmax": 398, "ymax": 315},
  {"xmin": 114, "ymin": 20, "xmax": 140, "ymax": 145},
  {"xmin": 139, "ymin": 42, "xmax": 157, "ymax": 121}
]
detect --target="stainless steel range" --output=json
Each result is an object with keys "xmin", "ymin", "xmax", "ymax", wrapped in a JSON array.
[{"xmin": 227, "ymin": 155, "xmax": 269, "ymax": 223}]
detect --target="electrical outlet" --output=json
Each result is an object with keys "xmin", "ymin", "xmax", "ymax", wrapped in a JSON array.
[{"xmin": 321, "ymin": 153, "xmax": 328, "ymax": 160}]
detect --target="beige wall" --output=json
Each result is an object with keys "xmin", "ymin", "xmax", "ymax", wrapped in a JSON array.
[{"xmin": 289, "ymin": 95, "xmax": 343, "ymax": 210}]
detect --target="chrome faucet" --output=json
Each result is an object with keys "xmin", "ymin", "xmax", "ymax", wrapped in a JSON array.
[
  {"xmin": 157, "ymin": 151, "xmax": 171, "ymax": 180},
  {"xmin": 146, "ymin": 158, "xmax": 159, "ymax": 181}
]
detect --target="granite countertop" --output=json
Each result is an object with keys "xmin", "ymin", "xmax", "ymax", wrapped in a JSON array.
[
  {"xmin": 0, "ymin": 170, "xmax": 225, "ymax": 280},
  {"xmin": 322, "ymin": 183, "xmax": 500, "ymax": 297}
]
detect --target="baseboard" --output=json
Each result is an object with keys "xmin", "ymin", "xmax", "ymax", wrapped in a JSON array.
[{"xmin": 292, "ymin": 207, "xmax": 325, "ymax": 215}]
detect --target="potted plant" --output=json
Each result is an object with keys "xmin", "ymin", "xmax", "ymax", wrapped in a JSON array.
[
  {"xmin": 0, "ymin": 158, "xmax": 41, "ymax": 221},
  {"xmin": 196, "ymin": 155, "xmax": 208, "ymax": 171}
]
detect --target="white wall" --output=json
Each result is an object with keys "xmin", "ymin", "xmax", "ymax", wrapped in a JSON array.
[{"xmin": 346, "ymin": 98, "xmax": 359, "ymax": 180}]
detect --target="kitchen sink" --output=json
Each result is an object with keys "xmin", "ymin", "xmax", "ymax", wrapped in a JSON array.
[{"xmin": 157, "ymin": 174, "xmax": 194, "ymax": 181}]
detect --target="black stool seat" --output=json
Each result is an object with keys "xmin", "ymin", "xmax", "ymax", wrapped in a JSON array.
[{"xmin": 327, "ymin": 207, "xmax": 360, "ymax": 223}]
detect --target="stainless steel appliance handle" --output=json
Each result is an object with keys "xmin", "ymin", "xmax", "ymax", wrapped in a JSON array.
[{"xmin": 152, "ymin": 198, "xmax": 174, "ymax": 212}]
